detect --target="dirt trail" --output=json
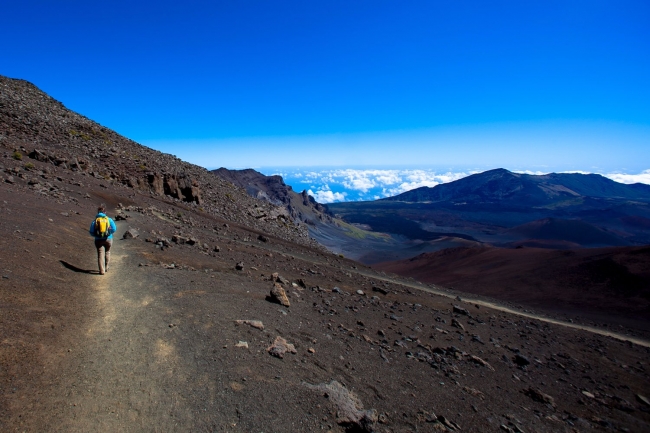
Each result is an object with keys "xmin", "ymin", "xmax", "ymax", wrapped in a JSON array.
[{"xmin": 47, "ymin": 227, "xmax": 197, "ymax": 432}]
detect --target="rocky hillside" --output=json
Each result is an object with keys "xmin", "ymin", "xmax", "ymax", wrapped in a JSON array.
[
  {"xmin": 0, "ymin": 75, "xmax": 318, "ymax": 248},
  {"xmin": 212, "ymin": 167, "xmax": 333, "ymax": 225}
]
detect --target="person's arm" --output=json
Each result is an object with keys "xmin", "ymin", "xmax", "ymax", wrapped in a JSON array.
[
  {"xmin": 109, "ymin": 219, "xmax": 117, "ymax": 235},
  {"xmin": 89, "ymin": 220, "xmax": 96, "ymax": 236}
]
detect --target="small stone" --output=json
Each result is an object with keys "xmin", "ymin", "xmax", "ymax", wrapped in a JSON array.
[
  {"xmin": 467, "ymin": 354, "xmax": 495, "ymax": 371},
  {"xmin": 636, "ymin": 394, "xmax": 650, "ymax": 406},
  {"xmin": 269, "ymin": 283, "xmax": 290, "ymax": 307},
  {"xmin": 356, "ymin": 290, "xmax": 365, "ymax": 295},
  {"xmin": 235, "ymin": 262, "xmax": 244, "ymax": 270},
  {"xmin": 308, "ymin": 347, "xmax": 316, "ymax": 354},
  {"xmin": 234, "ymin": 320, "xmax": 265, "ymax": 330},
  {"xmin": 235, "ymin": 341, "xmax": 249, "ymax": 349},
  {"xmin": 523, "ymin": 387, "xmax": 556, "ymax": 408},
  {"xmin": 372, "ymin": 286, "xmax": 388, "ymax": 295},
  {"xmin": 513, "ymin": 354, "xmax": 530, "ymax": 366},
  {"xmin": 451, "ymin": 318, "xmax": 464, "ymax": 331},
  {"xmin": 267, "ymin": 336, "xmax": 297, "ymax": 359},
  {"xmin": 453, "ymin": 305, "xmax": 470, "ymax": 316},
  {"xmin": 123, "ymin": 228, "xmax": 139, "ymax": 239},
  {"xmin": 581, "ymin": 390, "xmax": 595, "ymax": 399}
]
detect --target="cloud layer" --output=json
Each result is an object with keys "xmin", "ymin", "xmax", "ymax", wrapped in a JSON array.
[
  {"xmin": 264, "ymin": 168, "xmax": 650, "ymax": 204},
  {"xmin": 270, "ymin": 168, "xmax": 477, "ymax": 203}
]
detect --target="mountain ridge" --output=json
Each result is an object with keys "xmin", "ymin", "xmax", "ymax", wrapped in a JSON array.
[
  {"xmin": 328, "ymin": 167, "xmax": 650, "ymax": 253},
  {"xmin": 382, "ymin": 168, "xmax": 650, "ymax": 205}
]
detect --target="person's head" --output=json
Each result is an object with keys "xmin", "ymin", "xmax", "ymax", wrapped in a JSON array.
[{"xmin": 98, "ymin": 204, "xmax": 106, "ymax": 213}]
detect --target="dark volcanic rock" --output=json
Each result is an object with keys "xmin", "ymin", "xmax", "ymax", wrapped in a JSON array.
[{"xmin": 212, "ymin": 167, "xmax": 333, "ymax": 225}]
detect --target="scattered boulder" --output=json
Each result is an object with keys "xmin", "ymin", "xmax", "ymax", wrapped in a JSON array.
[
  {"xmin": 523, "ymin": 387, "xmax": 556, "ymax": 408},
  {"xmin": 269, "ymin": 283, "xmax": 290, "ymax": 307},
  {"xmin": 235, "ymin": 262, "xmax": 244, "ymax": 271},
  {"xmin": 123, "ymin": 228, "xmax": 139, "ymax": 239},
  {"xmin": 468, "ymin": 354, "xmax": 495, "ymax": 371},
  {"xmin": 462, "ymin": 386, "xmax": 485, "ymax": 400},
  {"xmin": 372, "ymin": 285, "xmax": 389, "ymax": 295},
  {"xmin": 271, "ymin": 272, "xmax": 290, "ymax": 285},
  {"xmin": 451, "ymin": 318, "xmax": 465, "ymax": 331},
  {"xmin": 172, "ymin": 235, "xmax": 188, "ymax": 244},
  {"xmin": 234, "ymin": 319, "xmax": 265, "ymax": 330},
  {"xmin": 582, "ymin": 390, "xmax": 595, "ymax": 399},
  {"xmin": 257, "ymin": 234, "xmax": 269, "ymax": 242},
  {"xmin": 267, "ymin": 336, "xmax": 296, "ymax": 358},
  {"xmin": 453, "ymin": 305, "xmax": 470, "ymax": 316},
  {"xmin": 305, "ymin": 380, "xmax": 377, "ymax": 432},
  {"xmin": 513, "ymin": 354, "xmax": 530, "ymax": 367}
]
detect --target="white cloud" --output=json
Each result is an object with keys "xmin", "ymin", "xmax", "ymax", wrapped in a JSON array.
[
  {"xmin": 604, "ymin": 170, "xmax": 650, "ymax": 185},
  {"xmin": 297, "ymin": 168, "xmax": 478, "ymax": 200},
  {"xmin": 342, "ymin": 177, "xmax": 376, "ymax": 192},
  {"xmin": 513, "ymin": 169, "xmax": 650, "ymax": 185},
  {"xmin": 308, "ymin": 188, "xmax": 347, "ymax": 203}
]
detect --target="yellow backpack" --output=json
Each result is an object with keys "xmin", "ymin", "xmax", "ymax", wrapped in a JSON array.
[{"xmin": 94, "ymin": 216, "xmax": 110, "ymax": 238}]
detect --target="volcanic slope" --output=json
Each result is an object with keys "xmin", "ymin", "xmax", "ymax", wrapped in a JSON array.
[
  {"xmin": 0, "ymin": 76, "xmax": 649, "ymax": 432},
  {"xmin": 374, "ymin": 245, "xmax": 650, "ymax": 330},
  {"xmin": 211, "ymin": 167, "xmax": 421, "ymax": 264}
]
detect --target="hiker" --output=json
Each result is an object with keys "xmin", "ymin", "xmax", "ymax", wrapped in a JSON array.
[{"xmin": 89, "ymin": 204, "xmax": 117, "ymax": 275}]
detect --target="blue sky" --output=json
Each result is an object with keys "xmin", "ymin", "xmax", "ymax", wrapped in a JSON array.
[{"xmin": 2, "ymin": 1, "xmax": 649, "ymax": 175}]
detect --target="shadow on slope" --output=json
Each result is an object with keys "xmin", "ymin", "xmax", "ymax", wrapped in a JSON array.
[
  {"xmin": 374, "ymin": 245, "xmax": 650, "ymax": 326},
  {"xmin": 60, "ymin": 260, "xmax": 96, "ymax": 274},
  {"xmin": 502, "ymin": 217, "xmax": 630, "ymax": 247}
]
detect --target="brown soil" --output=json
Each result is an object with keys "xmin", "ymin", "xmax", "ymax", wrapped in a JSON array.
[
  {"xmin": 2, "ymin": 172, "xmax": 650, "ymax": 433},
  {"xmin": 373, "ymin": 246, "xmax": 650, "ymax": 335}
]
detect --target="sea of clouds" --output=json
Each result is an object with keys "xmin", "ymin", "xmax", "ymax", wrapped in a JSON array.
[{"xmin": 259, "ymin": 168, "xmax": 650, "ymax": 204}]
